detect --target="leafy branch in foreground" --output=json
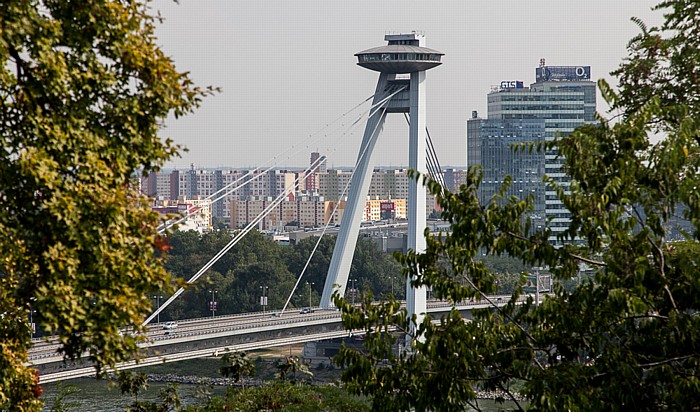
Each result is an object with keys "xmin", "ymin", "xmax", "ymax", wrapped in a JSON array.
[{"xmin": 0, "ymin": 1, "xmax": 213, "ymax": 409}]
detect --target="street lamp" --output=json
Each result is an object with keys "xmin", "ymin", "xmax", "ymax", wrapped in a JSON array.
[
  {"xmin": 306, "ymin": 282, "xmax": 314, "ymax": 308},
  {"xmin": 390, "ymin": 276, "xmax": 396, "ymax": 297},
  {"xmin": 29, "ymin": 308, "xmax": 35, "ymax": 339},
  {"xmin": 351, "ymin": 278, "xmax": 357, "ymax": 305},
  {"xmin": 152, "ymin": 295, "xmax": 163, "ymax": 324},
  {"xmin": 209, "ymin": 290, "xmax": 218, "ymax": 318},
  {"xmin": 260, "ymin": 285, "xmax": 268, "ymax": 314}
]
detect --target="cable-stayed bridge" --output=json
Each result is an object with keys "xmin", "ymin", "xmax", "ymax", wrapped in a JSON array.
[
  {"xmin": 33, "ymin": 296, "xmax": 527, "ymax": 384},
  {"xmin": 28, "ymin": 33, "xmax": 473, "ymax": 384}
]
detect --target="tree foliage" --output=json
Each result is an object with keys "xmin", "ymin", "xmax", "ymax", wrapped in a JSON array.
[
  {"xmin": 219, "ymin": 350, "xmax": 255, "ymax": 389},
  {"xmin": 195, "ymin": 381, "xmax": 369, "ymax": 412},
  {"xmin": 334, "ymin": 2, "xmax": 700, "ymax": 411},
  {"xmin": 159, "ymin": 231, "xmax": 403, "ymax": 318},
  {"xmin": 276, "ymin": 356, "xmax": 313, "ymax": 383},
  {"xmin": 0, "ymin": 0, "xmax": 209, "ymax": 409}
]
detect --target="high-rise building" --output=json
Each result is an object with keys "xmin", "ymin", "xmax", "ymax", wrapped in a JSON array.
[
  {"xmin": 468, "ymin": 62, "xmax": 596, "ymax": 242},
  {"xmin": 467, "ymin": 117, "xmax": 546, "ymax": 219}
]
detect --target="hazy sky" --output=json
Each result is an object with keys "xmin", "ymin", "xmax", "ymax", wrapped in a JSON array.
[{"xmin": 152, "ymin": 0, "xmax": 662, "ymax": 170}]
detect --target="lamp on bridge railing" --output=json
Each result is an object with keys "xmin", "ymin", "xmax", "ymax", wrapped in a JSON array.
[
  {"xmin": 152, "ymin": 295, "xmax": 164, "ymax": 324},
  {"xmin": 209, "ymin": 290, "xmax": 218, "ymax": 318},
  {"xmin": 260, "ymin": 285, "xmax": 268, "ymax": 314}
]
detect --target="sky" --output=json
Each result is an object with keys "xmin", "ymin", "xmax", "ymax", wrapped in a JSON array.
[{"xmin": 152, "ymin": 0, "xmax": 663, "ymax": 170}]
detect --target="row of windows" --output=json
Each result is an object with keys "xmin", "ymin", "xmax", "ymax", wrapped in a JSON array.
[
  {"xmin": 499, "ymin": 114, "xmax": 584, "ymax": 120},
  {"xmin": 387, "ymin": 40, "xmax": 419, "ymax": 46},
  {"xmin": 358, "ymin": 53, "xmax": 441, "ymax": 62},
  {"xmin": 490, "ymin": 94, "xmax": 584, "ymax": 102}
]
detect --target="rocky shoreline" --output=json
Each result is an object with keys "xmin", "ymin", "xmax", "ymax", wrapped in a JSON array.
[{"xmin": 140, "ymin": 374, "xmax": 525, "ymax": 401}]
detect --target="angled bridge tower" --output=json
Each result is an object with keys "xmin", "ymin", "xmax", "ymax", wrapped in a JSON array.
[{"xmin": 320, "ymin": 33, "xmax": 443, "ymax": 326}]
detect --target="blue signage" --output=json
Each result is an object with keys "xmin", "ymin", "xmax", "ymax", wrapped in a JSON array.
[{"xmin": 536, "ymin": 66, "xmax": 591, "ymax": 82}]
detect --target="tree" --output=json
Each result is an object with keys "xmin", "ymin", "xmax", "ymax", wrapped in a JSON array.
[
  {"xmin": 276, "ymin": 356, "xmax": 313, "ymax": 383},
  {"xmin": 334, "ymin": 2, "xmax": 700, "ymax": 410},
  {"xmin": 220, "ymin": 350, "xmax": 256, "ymax": 389},
  {"xmin": 351, "ymin": 237, "xmax": 404, "ymax": 299},
  {"xmin": 0, "ymin": 1, "xmax": 210, "ymax": 409},
  {"xmin": 118, "ymin": 371, "xmax": 149, "ymax": 406},
  {"xmin": 47, "ymin": 383, "xmax": 80, "ymax": 412},
  {"xmin": 283, "ymin": 235, "xmax": 335, "ymax": 290}
]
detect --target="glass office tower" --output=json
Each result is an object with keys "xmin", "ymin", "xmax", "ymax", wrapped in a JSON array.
[
  {"xmin": 468, "ymin": 65, "xmax": 596, "ymax": 243},
  {"xmin": 467, "ymin": 117, "xmax": 546, "ymax": 221}
]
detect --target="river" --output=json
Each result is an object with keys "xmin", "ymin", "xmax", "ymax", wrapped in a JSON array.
[
  {"xmin": 41, "ymin": 378, "xmax": 228, "ymax": 411},
  {"xmin": 41, "ymin": 378, "xmax": 521, "ymax": 411}
]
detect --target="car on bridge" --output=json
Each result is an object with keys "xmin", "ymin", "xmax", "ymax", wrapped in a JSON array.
[
  {"xmin": 300, "ymin": 307, "xmax": 314, "ymax": 314},
  {"xmin": 163, "ymin": 322, "xmax": 178, "ymax": 331}
]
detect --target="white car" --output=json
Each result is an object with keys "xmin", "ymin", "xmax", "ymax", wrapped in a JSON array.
[{"xmin": 163, "ymin": 321, "xmax": 178, "ymax": 330}]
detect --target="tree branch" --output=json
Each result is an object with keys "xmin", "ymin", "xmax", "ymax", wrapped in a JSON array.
[
  {"xmin": 502, "ymin": 230, "xmax": 606, "ymax": 267},
  {"xmin": 461, "ymin": 272, "xmax": 545, "ymax": 371},
  {"xmin": 8, "ymin": 46, "xmax": 26, "ymax": 81},
  {"xmin": 630, "ymin": 205, "xmax": 678, "ymax": 312},
  {"xmin": 496, "ymin": 380, "xmax": 526, "ymax": 412}
]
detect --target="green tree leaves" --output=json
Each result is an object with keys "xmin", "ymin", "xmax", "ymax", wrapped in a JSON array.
[
  {"xmin": 220, "ymin": 350, "xmax": 255, "ymax": 389},
  {"xmin": 1, "ymin": 1, "xmax": 210, "ymax": 409}
]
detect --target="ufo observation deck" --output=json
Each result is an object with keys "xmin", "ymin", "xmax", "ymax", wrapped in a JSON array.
[{"xmin": 355, "ymin": 34, "xmax": 443, "ymax": 73}]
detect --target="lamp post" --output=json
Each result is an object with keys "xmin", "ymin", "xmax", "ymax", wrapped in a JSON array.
[
  {"xmin": 29, "ymin": 297, "xmax": 36, "ymax": 339},
  {"xmin": 260, "ymin": 285, "xmax": 268, "ymax": 314},
  {"xmin": 306, "ymin": 282, "xmax": 314, "ymax": 308},
  {"xmin": 390, "ymin": 276, "xmax": 396, "ymax": 297},
  {"xmin": 29, "ymin": 308, "xmax": 35, "ymax": 338},
  {"xmin": 351, "ymin": 278, "xmax": 357, "ymax": 306},
  {"xmin": 152, "ymin": 295, "xmax": 163, "ymax": 324},
  {"xmin": 209, "ymin": 290, "xmax": 218, "ymax": 318}
]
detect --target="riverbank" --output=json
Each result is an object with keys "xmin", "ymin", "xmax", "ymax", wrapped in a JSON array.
[{"xmin": 136, "ymin": 371, "xmax": 525, "ymax": 402}]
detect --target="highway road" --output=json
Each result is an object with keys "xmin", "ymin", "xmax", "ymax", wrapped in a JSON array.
[{"xmin": 30, "ymin": 295, "xmax": 529, "ymax": 383}]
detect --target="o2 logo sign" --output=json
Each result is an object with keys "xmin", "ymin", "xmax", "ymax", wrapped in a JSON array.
[{"xmin": 537, "ymin": 66, "xmax": 591, "ymax": 82}]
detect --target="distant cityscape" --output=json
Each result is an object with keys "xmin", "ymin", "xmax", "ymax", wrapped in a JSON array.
[
  {"xmin": 139, "ymin": 61, "xmax": 599, "ymax": 241},
  {"xmin": 140, "ymin": 160, "xmax": 461, "ymax": 233}
]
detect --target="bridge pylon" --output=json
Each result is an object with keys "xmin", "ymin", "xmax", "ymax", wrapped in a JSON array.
[{"xmin": 319, "ymin": 33, "xmax": 443, "ymax": 333}]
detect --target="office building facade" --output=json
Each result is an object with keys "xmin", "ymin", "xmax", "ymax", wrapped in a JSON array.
[{"xmin": 468, "ymin": 63, "xmax": 596, "ymax": 241}]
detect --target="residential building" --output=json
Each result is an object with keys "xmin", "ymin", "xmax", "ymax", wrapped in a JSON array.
[{"xmin": 152, "ymin": 197, "xmax": 213, "ymax": 234}]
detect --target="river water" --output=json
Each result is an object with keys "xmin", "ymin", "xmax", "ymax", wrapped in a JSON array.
[
  {"xmin": 41, "ymin": 378, "xmax": 228, "ymax": 411},
  {"xmin": 41, "ymin": 378, "xmax": 519, "ymax": 411}
]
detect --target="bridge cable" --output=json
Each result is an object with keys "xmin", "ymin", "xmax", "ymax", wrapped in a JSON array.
[
  {"xmin": 157, "ymin": 94, "xmax": 375, "ymax": 233},
  {"xmin": 278, "ymin": 98, "xmax": 395, "ymax": 315},
  {"xmin": 161, "ymin": 111, "xmax": 369, "ymax": 232},
  {"xmin": 401, "ymin": 113, "xmax": 446, "ymax": 190},
  {"xmin": 425, "ymin": 126, "xmax": 447, "ymax": 192},
  {"xmin": 146, "ymin": 88, "xmax": 406, "ymax": 325},
  {"xmin": 143, "ymin": 155, "xmax": 328, "ymax": 325}
]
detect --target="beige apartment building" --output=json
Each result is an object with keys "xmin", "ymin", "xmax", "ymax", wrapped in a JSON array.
[{"xmin": 231, "ymin": 195, "xmax": 405, "ymax": 230}]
